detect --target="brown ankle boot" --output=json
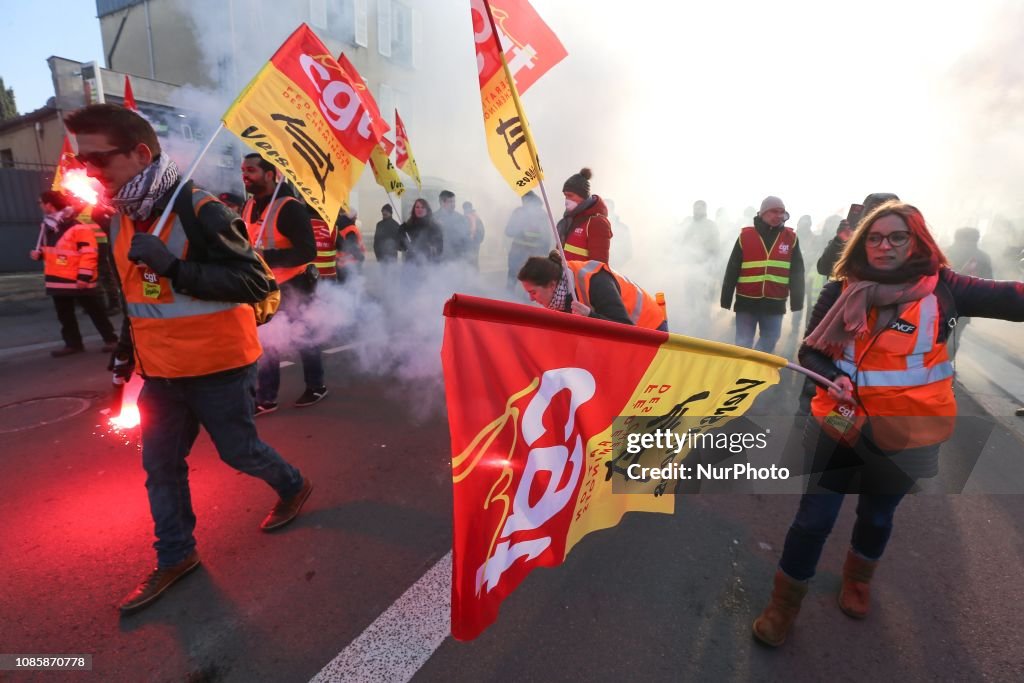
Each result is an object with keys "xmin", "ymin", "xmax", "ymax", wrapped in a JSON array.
[
  {"xmin": 752, "ymin": 569, "xmax": 809, "ymax": 647},
  {"xmin": 838, "ymin": 549, "xmax": 877, "ymax": 619}
]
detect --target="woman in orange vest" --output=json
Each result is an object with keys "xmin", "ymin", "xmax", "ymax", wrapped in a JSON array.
[
  {"xmin": 753, "ymin": 201, "xmax": 1024, "ymax": 647},
  {"xmin": 517, "ymin": 251, "xmax": 667, "ymax": 331}
]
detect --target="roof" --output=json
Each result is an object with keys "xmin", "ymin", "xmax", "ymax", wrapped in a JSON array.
[
  {"xmin": 96, "ymin": 0, "xmax": 144, "ymax": 19},
  {"xmin": 0, "ymin": 105, "xmax": 59, "ymax": 135}
]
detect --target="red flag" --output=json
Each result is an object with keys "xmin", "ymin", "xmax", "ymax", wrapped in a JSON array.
[
  {"xmin": 471, "ymin": 0, "xmax": 567, "ymax": 96},
  {"xmin": 336, "ymin": 52, "xmax": 390, "ymax": 140},
  {"xmin": 442, "ymin": 295, "xmax": 785, "ymax": 640},
  {"xmin": 123, "ymin": 75, "xmax": 138, "ymax": 112}
]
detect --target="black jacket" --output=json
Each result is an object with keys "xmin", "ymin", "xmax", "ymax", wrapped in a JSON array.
[
  {"xmin": 117, "ymin": 181, "xmax": 274, "ymax": 347},
  {"xmin": 799, "ymin": 267, "xmax": 1024, "ymax": 383},
  {"xmin": 721, "ymin": 216, "xmax": 805, "ymax": 315},
  {"xmin": 816, "ymin": 236, "xmax": 847, "ymax": 277},
  {"xmin": 374, "ymin": 217, "xmax": 402, "ymax": 262},
  {"xmin": 399, "ymin": 217, "xmax": 443, "ymax": 264}
]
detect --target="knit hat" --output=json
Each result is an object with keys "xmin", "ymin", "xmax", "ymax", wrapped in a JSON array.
[
  {"xmin": 759, "ymin": 196, "xmax": 785, "ymax": 214},
  {"xmin": 562, "ymin": 168, "xmax": 592, "ymax": 198}
]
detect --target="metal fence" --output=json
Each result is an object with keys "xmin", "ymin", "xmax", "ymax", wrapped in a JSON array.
[{"xmin": 0, "ymin": 167, "xmax": 53, "ymax": 272}]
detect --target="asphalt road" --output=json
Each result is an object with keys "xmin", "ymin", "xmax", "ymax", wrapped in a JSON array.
[{"xmin": 1, "ymin": 292, "xmax": 1022, "ymax": 682}]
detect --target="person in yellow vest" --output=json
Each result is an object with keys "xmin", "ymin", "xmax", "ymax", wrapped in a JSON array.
[
  {"xmin": 720, "ymin": 195, "xmax": 805, "ymax": 353},
  {"xmin": 30, "ymin": 190, "xmax": 120, "ymax": 357},
  {"xmin": 240, "ymin": 154, "xmax": 326, "ymax": 413},
  {"xmin": 335, "ymin": 209, "xmax": 366, "ymax": 284},
  {"xmin": 752, "ymin": 201, "xmax": 1024, "ymax": 647},
  {"xmin": 66, "ymin": 104, "xmax": 312, "ymax": 615},
  {"xmin": 517, "ymin": 251, "xmax": 667, "ymax": 331}
]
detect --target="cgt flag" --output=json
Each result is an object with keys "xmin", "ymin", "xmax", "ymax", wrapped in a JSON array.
[
  {"xmin": 394, "ymin": 109, "xmax": 421, "ymax": 190},
  {"xmin": 442, "ymin": 295, "xmax": 786, "ymax": 640},
  {"xmin": 470, "ymin": 0, "xmax": 566, "ymax": 196},
  {"xmin": 223, "ymin": 24, "xmax": 384, "ymax": 224},
  {"xmin": 369, "ymin": 136, "xmax": 405, "ymax": 196}
]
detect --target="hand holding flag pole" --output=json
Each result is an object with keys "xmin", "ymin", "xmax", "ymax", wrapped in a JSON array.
[{"xmin": 480, "ymin": 1, "xmax": 577, "ymax": 303}]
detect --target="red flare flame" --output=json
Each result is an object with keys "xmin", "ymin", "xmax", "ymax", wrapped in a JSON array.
[
  {"xmin": 62, "ymin": 168, "xmax": 104, "ymax": 207},
  {"xmin": 109, "ymin": 374, "xmax": 143, "ymax": 430}
]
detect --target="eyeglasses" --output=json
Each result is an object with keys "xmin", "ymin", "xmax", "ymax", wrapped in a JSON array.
[
  {"xmin": 73, "ymin": 146, "xmax": 133, "ymax": 168},
  {"xmin": 866, "ymin": 230, "xmax": 911, "ymax": 247}
]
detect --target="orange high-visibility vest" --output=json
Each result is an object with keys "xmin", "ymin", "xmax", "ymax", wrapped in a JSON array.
[
  {"xmin": 811, "ymin": 291, "xmax": 955, "ymax": 450},
  {"xmin": 241, "ymin": 197, "xmax": 309, "ymax": 284},
  {"xmin": 311, "ymin": 216, "xmax": 337, "ymax": 279},
  {"xmin": 113, "ymin": 190, "xmax": 262, "ymax": 379},
  {"xmin": 42, "ymin": 222, "xmax": 98, "ymax": 293},
  {"xmin": 736, "ymin": 226, "xmax": 796, "ymax": 300},
  {"xmin": 568, "ymin": 260, "xmax": 665, "ymax": 329}
]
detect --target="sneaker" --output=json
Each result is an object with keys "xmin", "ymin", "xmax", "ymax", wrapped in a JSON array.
[
  {"xmin": 255, "ymin": 402, "xmax": 278, "ymax": 417},
  {"xmin": 50, "ymin": 346, "xmax": 84, "ymax": 358},
  {"xmin": 101, "ymin": 341, "xmax": 119, "ymax": 353},
  {"xmin": 118, "ymin": 550, "xmax": 201, "ymax": 615},
  {"xmin": 294, "ymin": 386, "xmax": 328, "ymax": 407},
  {"xmin": 260, "ymin": 478, "xmax": 314, "ymax": 531}
]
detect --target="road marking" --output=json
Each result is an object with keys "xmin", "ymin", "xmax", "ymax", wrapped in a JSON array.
[{"xmin": 309, "ymin": 551, "xmax": 451, "ymax": 683}]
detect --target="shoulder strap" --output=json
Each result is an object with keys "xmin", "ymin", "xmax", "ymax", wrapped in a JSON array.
[{"xmin": 934, "ymin": 278, "xmax": 957, "ymax": 343}]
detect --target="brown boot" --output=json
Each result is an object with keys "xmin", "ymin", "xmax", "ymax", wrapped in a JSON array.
[
  {"xmin": 838, "ymin": 549, "xmax": 877, "ymax": 619},
  {"xmin": 752, "ymin": 570, "xmax": 809, "ymax": 647},
  {"xmin": 260, "ymin": 477, "xmax": 313, "ymax": 531},
  {"xmin": 118, "ymin": 551, "xmax": 200, "ymax": 615}
]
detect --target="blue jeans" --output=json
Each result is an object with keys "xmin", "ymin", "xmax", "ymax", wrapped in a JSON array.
[
  {"xmin": 256, "ymin": 343, "xmax": 324, "ymax": 405},
  {"xmin": 735, "ymin": 310, "xmax": 783, "ymax": 353},
  {"xmin": 138, "ymin": 363, "xmax": 303, "ymax": 567},
  {"xmin": 779, "ymin": 492, "xmax": 905, "ymax": 581}
]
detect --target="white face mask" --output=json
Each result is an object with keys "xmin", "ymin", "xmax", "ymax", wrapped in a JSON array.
[{"xmin": 565, "ymin": 199, "xmax": 579, "ymax": 212}]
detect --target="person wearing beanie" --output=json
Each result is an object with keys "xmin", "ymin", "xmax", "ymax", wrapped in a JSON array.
[
  {"xmin": 556, "ymin": 167, "xmax": 613, "ymax": 264},
  {"xmin": 720, "ymin": 195, "xmax": 804, "ymax": 352}
]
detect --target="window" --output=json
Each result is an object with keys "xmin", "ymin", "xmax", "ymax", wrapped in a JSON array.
[
  {"xmin": 392, "ymin": 2, "xmax": 413, "ymax": 67},
  {"xmin": 309, "ymin": 0, "xmax": 327, "ymax": 28},
  {"xmin": 355, "ymin": 0, "xmax": 368, "ymax": 47},
  {"xmin": 378, "ymin": 83, "xmax": 394, "ymax": 132},
  {"xmin": 326, "ymin": 0, "xmax": 356, "ymax": 46},
  {"xmin": 377, "ymin": 0, "xmax": 392, "ymax": 58},
  {"xmin": 0, "ymin": 149, "xmax": 13, "ymax": 168}
]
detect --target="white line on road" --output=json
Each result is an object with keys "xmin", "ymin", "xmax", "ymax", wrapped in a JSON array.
[{"xmin": 309, "ymin": 551, "xmax": 452, "ymax": 683}]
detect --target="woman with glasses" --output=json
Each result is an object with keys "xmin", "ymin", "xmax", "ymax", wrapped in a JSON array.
[{"xmin": 753, "ymin": 201, "xmax": 1024, "ymax": 647}]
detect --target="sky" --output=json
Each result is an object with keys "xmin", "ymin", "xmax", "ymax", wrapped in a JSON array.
[{"xmin": 0, "ymin": 0, "xmax": 105, "ymax": 113}]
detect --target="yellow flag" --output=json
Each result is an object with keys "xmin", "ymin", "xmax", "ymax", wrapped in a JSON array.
[{"xmin": 369, "ymin": 137, "xmax": 405, "ymax": 196}]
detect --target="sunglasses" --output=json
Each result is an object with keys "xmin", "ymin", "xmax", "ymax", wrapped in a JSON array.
[
  {"xmin": 866, "ymin": 230, "xmax": 911, "ymax": 247},
  {"xmin": 73, "ymin": 146, "xmax": 134, "ymax": 168}
]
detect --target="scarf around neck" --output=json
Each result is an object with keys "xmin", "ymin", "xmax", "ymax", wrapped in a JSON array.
[
  {"xmin": 547, "ymin": 273, "xmax": 571, "ymax": 313},
  {"xmin": 112, "ymin": 154, "xmax": 181, "ymax": 221}
]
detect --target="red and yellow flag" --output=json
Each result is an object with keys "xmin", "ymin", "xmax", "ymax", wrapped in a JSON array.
[
  {"xmin": 394, "ymin": 109, "xmax": 421, "ymax": 190},
  {"xmin": 223, "ymin": 24, "xmax": 383, "ymax": 224},
  {"xmin": 368, "ymin": 136, "xmax": 405, "ymax": 196},
  {"xmin": 442, "ymin": 295, "xmax": 786, "ymax": 640},
  {"xmin": 470, "ymin": 0, "xmax": 566, "ymax": 196},
  {"xmin": 337, "ymin": 52, "xmax": 390, "ymax": 141}
]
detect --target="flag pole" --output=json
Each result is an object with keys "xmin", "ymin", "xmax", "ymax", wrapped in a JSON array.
[
  {"xmin": 785, "ymin": 361, "xmax": 842, "ymax": 394},
  {"xmin": 35, "ymin": 224, "xmax": 46, "ymax": 251},
  {"xmin": 152, "ymin": 122, "xmax": 224, "ymax": 238},
  {"xmin": 481, "ymin": 2, "xmax": 577, "ymax": 304},
  {"xmin": 384, "ymin": 190, "xmax": 401, "ymax": 220},
  {"xmin": 254, "ymin": 176, "xmax": 286, "ymax": 247}
]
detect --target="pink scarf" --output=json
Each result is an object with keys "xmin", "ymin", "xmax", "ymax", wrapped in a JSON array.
[{"xmin": 805, "ymin": 273, "xmax": 939, "ymax": 357}]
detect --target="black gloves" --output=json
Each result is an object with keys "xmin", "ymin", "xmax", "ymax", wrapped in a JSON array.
[
  {"xmin": 107, "ymin": 348, "xmax": 135, "ymax": 381},
  {"xmin": 128, "ymin": 233, "xmax": 178, "ymax": 276}
]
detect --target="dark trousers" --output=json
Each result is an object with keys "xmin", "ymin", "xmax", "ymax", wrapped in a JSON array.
[
  {"xmin": 778, "ymin": 492, "xmax": 905, "ymax": 581},
  {"xmin": 139, "ymin": 363, "xmax": 304, "ymax": 566},
  {"xmin": 52, "ymin": 294, "xmax": 117, "ymax": 349}
]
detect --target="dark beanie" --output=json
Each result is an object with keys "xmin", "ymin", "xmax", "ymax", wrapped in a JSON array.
[{"xmin": 562, "ymin": 167, "xmax": 592, "ymax": 198}]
